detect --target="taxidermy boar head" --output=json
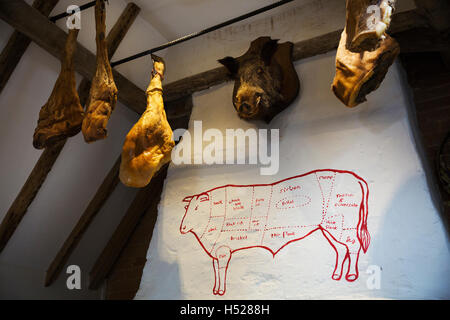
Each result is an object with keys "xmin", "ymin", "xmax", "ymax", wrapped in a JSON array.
[{"xmin": 219, "ymin": 36, "xmax": 300, "ymax": 123}]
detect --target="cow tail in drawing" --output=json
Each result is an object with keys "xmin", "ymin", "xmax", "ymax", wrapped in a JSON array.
[{"xmin": 357, "ymin": 179, "xmax": 370, "ymax": 253}]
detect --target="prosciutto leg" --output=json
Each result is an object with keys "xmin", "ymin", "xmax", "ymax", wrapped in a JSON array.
[
  {"xmin": 120, "ymin": 56, "xmax": 175, "ymax": 188},
  {"xmin": 82, "ymin": 0, "xmax": 118, "ymax": 143},
  {"xmin": 33, "ymin": 29, "xmax": 84, "ymax": 149},
  {"xmin": 332, "ymin": 0, "xmax": 399, "ymax": 107}
]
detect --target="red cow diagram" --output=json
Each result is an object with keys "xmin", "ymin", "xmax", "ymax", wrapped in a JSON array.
[{"xmin": 180, "ymin": 169, "xmax": 370, "ymax": 295}]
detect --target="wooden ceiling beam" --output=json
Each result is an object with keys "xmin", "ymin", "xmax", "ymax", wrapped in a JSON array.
[
  {"xmin": 0, "ymin": 1, "xmax": 427, "ymax": 109},
  {"xmin": 414, "ymin": 0, "xmax": 450, "ymax": 66},
  {"xmin": 89, "ymin": 164, "xmax": 169, "ymax": 290},
  {"xmin": 43, "ymin": 2, "xmax": 141, "ymax": 286},
  {"xmin": 162, "ymin": 9, "xmax": 428, "ymax": 103},
  {"xmin": 0, "ymin": 0, "xmax": 148, "ymax": 114},
  {"xmin": 395, "ymin": 27, "xmax": 450, "ymax": 53},
  {"xmin": 414, "ymin": 0, "xmax": 450, "ymax": 33},
  {"xmin": 0, "ymin": 140, "xmax": 67, "ymax": 253},
  {"xmin": 89, "ymin": 96, "xmax": 193, "ymax": 290},
  {"xmin": 44, "ymin": 156, "xmax": 122, "ymax": 287},
  {"xmin": 0, "ymin": 0, "xmax": 60, "ymax": 96},
  {"xmin": 45, "ymin": 96, "xmax": 193, "ymax": 287},
  {"xmin": 0, "ymin": 2, "xmax": 141, "ymax": 256}
]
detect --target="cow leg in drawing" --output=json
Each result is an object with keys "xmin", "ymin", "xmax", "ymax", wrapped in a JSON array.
[
  {"xmin": 214, "ymin": 246, "xmax": 232, "ymax": 295},
  {"xmin": 320, "ymin": 228, "xmax": 349, "ymax": 280},
  {"xmin": 212, "ymin": 259, "xmax": 220, "ymax": 295},
  {"xmin": 344, "ymin": 240, "xmax": 362, "ymax": 281},
  {"xmin": 341, "ymin": 181, "xmax": 370, "ymax": 281}
]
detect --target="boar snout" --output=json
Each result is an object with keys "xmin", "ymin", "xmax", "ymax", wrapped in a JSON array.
[{"xmin": 234, "ymin": 85, "xmax": 264, "ymax": 119}]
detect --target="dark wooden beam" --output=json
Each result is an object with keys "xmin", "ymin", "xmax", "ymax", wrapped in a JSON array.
[
  {"xmin": 0, "ymin": 140, "xmax": 66, "ymax": 253},
  {"xmin": 104, "ymin": 3, "xmax": 141, "ymax": 61},
  {"xmin": 395, "ymin": 28, "xmax": 450, "ymax": 53},
  {"xmin": 105, "ymin": 166, "xmax": 169, "ymax": 299},
  {"xmin": 289, "ymin": 8, "xmax": 427, "ymax": 62},
  {"xmin": 46, "ymin": 95, "xmax": 193, "ymax": 288},
  {"xmin": 0, "ymin": 0, "xmax": 59, "ymax": 96},
  {"xmin": 162, "ymin": 9, "xmax": 428, "ymax": 103},
  {"xmin": 89, "ymin": 165, "xmax": 169, "ymax": 290},
  {"xmin": 414, "ymin": 0, "xmax": 450, "ymax": 33},
  {"xmin": 0, "ymin": 1, "xmax": 427, "ymax": 109},
  {"xmin": 41, "ymin": 3, "xmax": 142, "ymax": 286},
  {"xmin": 0, "ymin": 3, "xmax": 141, "ymax": 256},
  {"xmin": 387, "ymin": 8, "xmax": 429, "ymax": 34},
  {"xmin": 44, "ymin": 157, "xmax": 121, "ymax": 286},
  {"xmin": 0, "ymin": 0, "xmax": 147, "ymax": 114},
  {"xmin": 414, "ymin": 0, "xmax": 450, "ymax": 66},
  {"xmin": 89, "ymin": 96, "xmax": 194, "ymax": 291}
]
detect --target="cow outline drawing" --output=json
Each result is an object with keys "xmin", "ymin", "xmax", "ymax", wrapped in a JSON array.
[{"xmin": 180, "ymin": 169, "xmax": 370, "ymax": 296}]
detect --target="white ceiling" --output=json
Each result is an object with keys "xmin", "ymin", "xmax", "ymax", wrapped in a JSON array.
[{"xmin": 124, "ymin": 0, "xmax": 310, "ymax": 41}]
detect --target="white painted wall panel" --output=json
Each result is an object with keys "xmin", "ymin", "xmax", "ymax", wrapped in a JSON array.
[{"xmin": 136, "ymin": 56, "xmax": 450, "ymax": 299}]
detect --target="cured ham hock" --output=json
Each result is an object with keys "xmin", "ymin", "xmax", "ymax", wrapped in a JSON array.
[
  {"xmin": 33, "ymin": 29, "xmax": 84, "ymax": 149},
  {"xmin": 332, "ymin": 0, "xmax": 400, "ymax": 107},
  {"xmin": 82, "ymin": 0, "xmax": 118, "ymax": 143},
  {"xmin": 120, "ymin": 56, "xmax": 174, "ymax": 188}
]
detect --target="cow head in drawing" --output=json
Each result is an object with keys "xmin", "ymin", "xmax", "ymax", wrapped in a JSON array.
[
  {"xmin": 218, "ymin": 36, "xmax": 300, "ymax": 123},
  {"xmin": 180, "ymin": 193, "xmax": 211, "ymax": 235}
]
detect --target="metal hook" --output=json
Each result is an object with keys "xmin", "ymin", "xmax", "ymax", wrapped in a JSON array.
[
  {"xmin": 151, "ymin": 56, "xmax": 156, "ymax": 78},
  {"xmin": 150, "ymin": 54, "xmax": 165, "ymax": 79}
]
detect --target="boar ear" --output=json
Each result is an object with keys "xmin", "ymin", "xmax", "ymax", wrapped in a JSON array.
[
  {"xmin": 261, "ymin": 39, "xmax": 279, "ymax": 65},
  {"xmin": 218, "ymin": 56, "xmax": 239, "ymax": 75}
]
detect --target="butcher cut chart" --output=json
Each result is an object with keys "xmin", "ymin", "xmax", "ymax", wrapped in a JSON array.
[{"xmin": 180, "ymin": 169, "xmax": 370, "ymax": 295}]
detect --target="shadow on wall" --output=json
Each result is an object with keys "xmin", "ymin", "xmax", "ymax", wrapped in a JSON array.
[
  {"xmin": 371, "ymin": 174, "xmax": 450, "ymax": 299},
  {"xmin": 135, "ymin": 259, "xmax": 183, "ymax": 300},
  {"xmin": 395, "ymin": 60, "xmax": 450, "ymax": 236}
]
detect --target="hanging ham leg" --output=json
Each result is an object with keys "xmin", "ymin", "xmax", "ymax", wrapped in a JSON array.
[
  {"xmin": 82, "ymin": 0, "xmax": 118, "ymax": 143},
  {"xmin": 120, "ymin": 56, "xmax": 175, "ymax": 188},
  {"xmin": 33, "ymin": 28, "xmax": 84, "ymax": 149},
  {"xmin": 332, "ymin": 0, "xmax": 399, "ymax": 107}
]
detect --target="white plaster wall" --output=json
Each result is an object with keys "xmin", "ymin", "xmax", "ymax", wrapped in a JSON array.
[
  {"xmin": 0, "ymin": 0, "xmax": 168, "ymax": 299},
  {"xmin": 136, "ymin": 55, "xmax": 450, "ymax": 300},
  {"xmin": 0, "ymin": 0, "xmax": 447, "ymax": 300},
  {"xmin": 135, "ymin": 0, "xmax": 450, "ymax": 299}
]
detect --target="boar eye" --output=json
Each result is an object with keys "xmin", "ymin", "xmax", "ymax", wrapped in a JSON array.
[{"xmin": 257, "ymin": 67, "xmax": 264, "ymax": 74}]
